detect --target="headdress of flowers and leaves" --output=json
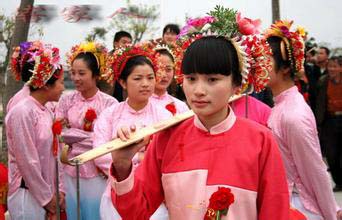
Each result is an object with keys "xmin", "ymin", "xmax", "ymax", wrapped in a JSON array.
[
  {"xmin": 147, "ymin": 40, "xmax": 184, "ymax": 84},
  {"xmin": 103, "ymin": 43, "xmax": 158, "ymax": 84},
  {"xmin": 264, "ymin": 20, "xmax": 305, "ymax": 75},
  {"xmin": 10, "ymin": 41, "xmax": 44, "ymax": 81},
  {"xmin": 177, "ymin": 5, "xmax": 272, "ymax": 93},
  {"xmin": 25, "ymin": 43, "xmax": 63, "ymax": 89},
  {"xmin": 66, "ymin": 41, "xmax": 108, "ymax": 79}
]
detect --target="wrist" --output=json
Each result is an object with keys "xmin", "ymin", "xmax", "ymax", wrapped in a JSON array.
[{"xmin": 111, "ymin": 160, "xmax": 132, "ymax": 181}]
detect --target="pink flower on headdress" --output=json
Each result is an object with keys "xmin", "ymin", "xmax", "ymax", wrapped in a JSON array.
[
  {"xmin": 280, "ymin": 26, "xmax": 290, "ymax": 37},
  {"xmin": 187, "ymin": 16, "xmax": 215, "ymax": 28},
  {"xmin": 236, "ymin": 12, "xmax": 261, "ymax": 35},
  {"xmin": 178, "ymin": 16, "xmax": 215, "ymax": 38}
]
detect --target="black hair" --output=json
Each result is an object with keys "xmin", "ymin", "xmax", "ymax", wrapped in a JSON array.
[
  {"xmin": 267, "ymin": 36, "xmax": 295, "ymax": 80},
  {"xmin": 114, "ymin": 31, "xmax": 132, "ymax": 42},
  {"xmin": 156, "ymin": 49, "xmax": 174, "ymax": 63},
  {"xmin": 29, "ymin": 67, "xmax": 63, "ymax": 92},
  {"xmin": 328, "ymin": 56, "xmax": 342, "ymax": 66},
  {"xmin": 181, "ymin": 36, "xmax": 242, "ymax": 86},
  {"xmin": 21, "ymin": 61, "xmax": 34, "ymax": 82},
  {"xmin": 119, "ymin": 55, "xmax": 155, "ymax": 81},
  {"xmin": 306, "ymin": 47, "xmax": 316, "ymax": 57},
  {"xmin": 163, "ymin": 24, "xmax": 180, "ymax": 36},
  {"xmin": 72, "ymin": 52, "xmax": 100, "ymax": 77},
  {"xmin": 319, "ymin": 46, "xmax": 330, "ymax": 56}
]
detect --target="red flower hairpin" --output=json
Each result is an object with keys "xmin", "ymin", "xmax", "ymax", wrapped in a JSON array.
[
  {"xmin": 83, "ymin": 108, "xmax": 97, "ymax": 131},
  {"xmin": 204, "ymin": 187, "xmax": 235, "ymax": 220}
]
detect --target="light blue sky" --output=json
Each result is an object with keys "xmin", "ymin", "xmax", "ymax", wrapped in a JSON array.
[{"xmin": 1, "ymin": 0, "xmax": 342, "ymax": 64}]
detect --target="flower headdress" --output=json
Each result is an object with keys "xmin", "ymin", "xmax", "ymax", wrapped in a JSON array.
[
  {"xmin": 66, "ymin": 41, "xmax": 108, "ymax": 79},
  {"xmin": 150, "ymin": 41, "xmax": 184, "ymax": 84},
  {"xmin": 10, "ymin": 41, "xmax": 44, "ymax": 81},
  {"xmin": 264, "ymin": 20, "xmax": 305, "ymax": 74},
  {"xmin": 104, "ymin": 44, "xmax": 157, "ymax": 85},
  {"xmin": 177, "ymin": 5, "xmax": 271, "ymax": 93},
  {"xmin": 26, "ymin": 44, "xmax": 63, "ymax": 89}
]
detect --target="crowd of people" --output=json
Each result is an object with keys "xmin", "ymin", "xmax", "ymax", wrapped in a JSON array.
[{"xmin": 1, "ymin": 5, "xmax": 341, "ymax": 220}]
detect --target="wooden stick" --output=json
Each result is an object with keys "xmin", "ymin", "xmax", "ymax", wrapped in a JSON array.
[
  {"xmin": 60, "ymin": 93, "xmax": 250, "ymax": 166},
  {"xmin": 61, "ymin": 110, "xmax": 195, "ymax": 165}
]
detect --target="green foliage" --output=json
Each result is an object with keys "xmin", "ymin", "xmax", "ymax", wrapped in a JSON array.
[
  {"xmin": 207, "ymin": 5, "xmax": 239, "ymax": 38},
  {"xmin": 0, "ymin": 13, "xmax": 15, "ymax": 70},
  {"xmin": 85, "ymin": 27, "xmax": 107, "ymax": 42},
  {"xmin": 109, "ymin": 1, "xmax": 159, "ymax": 44},
  {"xmin": 0, "ymin": 11, "xmax": 43, "ymax": 71}
]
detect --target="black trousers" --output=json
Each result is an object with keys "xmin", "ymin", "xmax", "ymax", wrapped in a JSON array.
[{"xmin": 324, "ymin": 116, "xmax": 342, "ymax": 186}]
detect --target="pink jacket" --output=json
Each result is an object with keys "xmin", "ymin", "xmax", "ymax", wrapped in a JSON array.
[
  {"xmin": 6, "ymin": 84, "xmax": 30, "ymax": 114},
  {"xmin": 231, "ymin": 95, "xmax": 271, "ymax": 126},
  {"xmin": 150, "ymin": 93, "xmax": 189, "ymax": 114},
  {"xmin": 6, "ymin": 96, "xmax": 64, "ymax": 207},
  {"xmin": 268, "ymin": 86, "xmax": 339, "ymax": 219},
  {"xmin": 93, "ymin": 99, "xmax": 173, "ymax": 175},
  {"xmin": 55, "ymin": 90, "xmax": 118, "ymax": 178},
  {"xmin": 109, "ymin": 108, "xmax": 290, "ymax": 220}
]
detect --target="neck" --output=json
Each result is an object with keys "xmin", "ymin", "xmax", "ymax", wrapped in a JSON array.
[
  {"xmin": 81, "ymin": 87, "xmax": 98, "ymax": 99},
  {"xmin": 30, "ymin": 90, "xmax": 48, "ymax": 106},
  {"xmin": 317, "ymin": 61, "xmax": 327, "ymax": 69},
  {"xmin": 198, "ymin": 106, "xmax": 229, "ymax": 131},
  {"xmin": 331, "ymin": 73, "xmax": 341, "ymax": 83},
  {"xmin": 127, "ymin": 98, "xmax": 149, "ymax": 111},
  {"xmin": 154, "ymin": 88, "xmax": 166, "ymax": 97},
  {"xmin": 270, "ymin": 80, "xmax": 295, "ymax": 97}
]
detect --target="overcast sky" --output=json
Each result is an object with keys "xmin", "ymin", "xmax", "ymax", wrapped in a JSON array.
[{"xmin": 1, "ymin": 0, "xmax": 342, "ymax": 64}]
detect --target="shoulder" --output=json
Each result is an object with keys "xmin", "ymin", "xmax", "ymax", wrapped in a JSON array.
[
  {"xmin": 317, "ymin": 74, "xmax": 328, "ymax": 86},
  {"xmin": 171, "ymin": 96, "xmax": 189, "ymax": 108},
  {"xmin": 151, "ymin": 102, "xmax": 173, "ymax": 120},
  {"xmin": 6, "ymin": 98, "xmax": 37, "ymax": 125},
  {"xmin": 235, "ymin": 117, "xmax": 272, "ymax": 136},
  {"xmin": 97, "ymin": 91, "xmax": 118, "ymax": 104},
  {"xmin": 59, "ymin": 90, "xmax": 79, "ymax": 104},
  {"xmin": 276, "ymin": 99, "xmax": 315, "ymax": 133},
  {"xmin": 153, "ymin": 116, "xmax": 194, "ymax": 143},
  {"xmin": 249, "ymin": 96, "xmax": 271, "ymax": 110},
  {"xmin": 98, "ymin": 101, "xmax": 122, "ymax": 118}
]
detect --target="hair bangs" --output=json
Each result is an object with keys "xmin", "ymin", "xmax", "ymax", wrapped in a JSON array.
[{"xmin": 182, "ymin": 36, "xmax": 233, "ymax": 76}]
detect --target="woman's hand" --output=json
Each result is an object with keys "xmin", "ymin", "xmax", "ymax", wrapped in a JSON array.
[
  {"xmin": 337, "ymin": 209, "xmax": 342, "ymax": 220},
  {"xmin": 111, "ymin": 125, "xmax": 150, "ymax": 181},
  {"xmin": 44, "ymin": 195, "xmax": 57, "ymax": 214}
]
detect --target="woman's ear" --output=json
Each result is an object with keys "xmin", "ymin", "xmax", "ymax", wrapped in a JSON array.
[
  {"xmin": 279, "ymin": 66, "xmax": 292, "ymax": 79},
  {"xmin": 118, "ymin": 79, "xmax": 127, "ymax": 90},
  {"xmin": 232, "ymin": 84, "xmax": 240, "ymax": 95},
  {"xmin": 43, "ymin": 85, "xmax": 51, "ymax": 91}
]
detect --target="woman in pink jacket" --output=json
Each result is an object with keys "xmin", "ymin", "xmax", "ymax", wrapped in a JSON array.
[
  {"xmin": 6, "ymin": 43, "xmax": 65, "ymax": 220},
  {"xmin": 266, "ymin": 20, "xmax": 342, "ymax": 220},
  {"xmin": 149, "ymin": 43, "xmax": 189, "ymax": 114},
  {"xmin": 55, "ymin": 42, "xmax": 118, "ymax": 220},
  {"xmin": 94, "ymin": 44, "xmax": 172, "ymax": 220}
]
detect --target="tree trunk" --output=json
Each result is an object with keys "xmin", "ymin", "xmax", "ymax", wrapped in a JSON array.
[
  {"xmin": 272, "ymin": 0, "xmax": 280, "ymax": 23},
  {"xmin": 1, "ymin": 0, "xmax": 34, "ymax": 163}
]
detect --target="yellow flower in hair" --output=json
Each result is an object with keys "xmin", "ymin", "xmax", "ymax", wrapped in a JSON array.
[
  {"xmin": 79, "ymin": 42, "xmax": 96, "ymax": 52},
  {"xmin": 296, "ymin": 26, "xmax": 306, "ymax": 38},
  {"xmin": 67, "ymin": 41, "xmax": 108, "ymax": 79}
]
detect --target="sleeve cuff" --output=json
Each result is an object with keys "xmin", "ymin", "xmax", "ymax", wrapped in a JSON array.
[{"xmin": 109, "ymin": 163, "xmax": 135, "ymax": 196}]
